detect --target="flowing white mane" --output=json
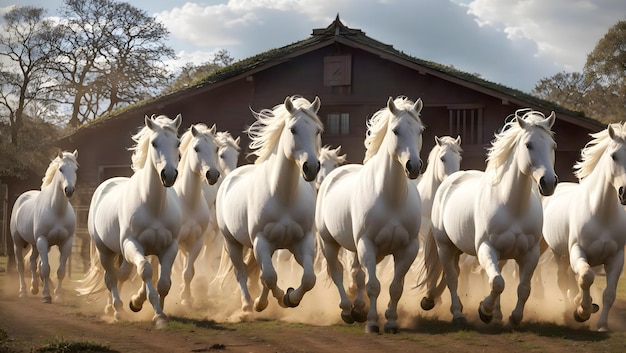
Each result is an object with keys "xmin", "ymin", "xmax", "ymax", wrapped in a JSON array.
[
  {"xmin": 216, "ymin": 131, "xmax": 241, "ymax": 151},
  {"xmin": 320, "ymin": 145, "xmax": 347, "ymax": 164},
  {"xmin": 574, "ymin": 122, "xmax": 626, "ymax": 180},
  {"xmin": 363, "ymin": 96, "xmax": 423, "ymax": 163},
  {"xmin": 129, "ymin": 115, "xmax": 179, "ymax": 171},
  {"xmin": 246, "ymin": 96, "xmax": 322, "ymax": 164},
  {"xmin": 486, "ymin": 109, "xmax": 554, "ymax": 183},
  {"xmin": 41, "ymin": 151, "xmax": 79, "ymax": 189}
]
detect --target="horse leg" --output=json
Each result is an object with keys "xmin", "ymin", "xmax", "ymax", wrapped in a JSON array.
[
  {"xmin": 357, "ymin": 237, "xmax": 381, "ymax": 334},
  {"xmin": 156, "ymin": 241, "xmax": 178, "ymax": 323},
  {"xmin": 570, "ymin": 244, "xmax": 596, "ymax": 323},
  {"xmin": 555, "ymin": 253, "xmax": 573, "ymax": 303},
  {"xmin": 28, "ymin": 246, "xmax": 40, "ymax": 297},
  {"xmin": 123, "ymin": 240, "xmax": 168, "ymax": 328},
  {"xmin": 476, "ymin": 242, "xmax": 504, "ymax": 324},
  {"xmin": 349, "ymin": 253, "xmax": 367, "ymax": 322},
  {"xmin": 509, "ymin": 246, "xmax": 539, "ymax": 327},
  {"xmin": 438, "ymin": 242, "xmax": 465, "ymax": 325},
  {"xmin": 54, "ymin": 235, "xmax": 73, "ymax": 302},
  {"xmin": 35, "ymin": 237, "xmax": 52, "ymax": 303},
  {"xmin": 285, "ymin": 234, "xmax": 316, "ymax": 308},
  {"xmin": 13, "ymin": 241, "xmax": 27, "ymax": 298},
  {"xmin": 224, "ymin": 238, "xmax": 253, "ymax": 315},
  {"xmin": 181, "ymin": 237, "xmax": 202, "ymax": 307},
  {"xmin": 321, "ymin": 237, "xmax": 356, "ymax": 324},
  {"xmin": 596, "ymin": 251, "xmax": 624, "ymax": 332},
  {"xmin": 384, "ymin": 239, "xmax": 419, "ymax": 334},
  {"xmin": 252, "ymin": 236, "xmax": 285, "ymax": 309},
  {"xmin": 98, "ymin": 248, "xmax": 125, "ymax": 321}
]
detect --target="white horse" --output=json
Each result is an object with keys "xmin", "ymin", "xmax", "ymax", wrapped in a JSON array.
[
  {"xmin": 417, "ymin": 109, "xmax": 558, "ymax": 327},
  {"xmin": 316, "ymin": 96, "xmax": 424, "ymax": 334},
  {"xmin": 414, "ymin": 135, "xmax": 462, "ymax": 242},
  {"xmin": 10, "ymin": 150, "xmax": 78, "ymax": 303},
  {"xmin": 174, "ymin": 123, "xmax": 222, "ymax": 306},
  {"xmin": 542, "ymin": 123, "xmax": 626, "ymax": 332},
  {"xmin": 201, "ymin": 131, "xmax": 241, "ymax": 274},
  {"xmin": 215, "ymin": 95, "xmax": 322, "ymax": 315},
  {"xmin": 78, "ymin": 115, "xmax": 182, "ymax": 328}
]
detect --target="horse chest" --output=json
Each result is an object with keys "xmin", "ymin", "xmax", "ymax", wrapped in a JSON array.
[{"xmin": 362, "ymin": 218, "xmax": 417, "ymax": 253}]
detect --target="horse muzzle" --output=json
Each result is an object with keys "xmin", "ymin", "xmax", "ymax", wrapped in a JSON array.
[
  {"xmin": 619, "ymin": 186, "xmax": 626, "ymax": 205},
  {"xmin": 64, "ymin": 186, "xmax": 75, "ymax": 198},
  {"xmin": 405, "ymin": 159, "xmax": 422, "ymax": 179},
  {"xmin": 206, "ymin": 169, "xmax": 220, "ymax": 185},
  {"xmin": 161, "ymin": 168, "xmax": 178, "ymax": 187},
  {"xmin": 302, "ymin": 161, "xmax": 321, "ymax": 182},
  {"xmin": 538, "ymin": 174, "xmax": 558, "ymax": 196}
]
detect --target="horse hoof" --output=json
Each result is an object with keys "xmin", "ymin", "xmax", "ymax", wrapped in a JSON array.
[
  {"xmin": 341, "ymin": 312, "xmax": 355, "ymax": 324},
  {"xmin": 597, "ymin": 326, "xmax": 609, "ymax": 333},
  {"xmin": 478, "ymin": 302, "xmax": 493, "ymax": 324},
  {"xmin": 153, "ymin": 314, "xmax": 168, "ymax": 329},
  {"xmin": 452, "ymin": 316, "xmax": 468, "ymax": 326},
  {"xmin": 254, "ymin": 297, "xmax": 268, "ymax": 312},
  {"xmin": 42, "ymin": 296, "xmax": 52, "ymax": 304},
  {"xmin": 508, "ymin": 315, "xmax": 521, "ymax": 328},
  {"xmin": 365, "ymin": 324, "xmax": 380, "ymax": 334},
  {"xmin": 383, "ymin": 322, "xmax": 399, "ymax": 334},
  {"xmin": 282, "ymin": 287, "xmax": 299, "ymax": 308},
  {"xmin": 30, "ymin": 287, "xmax": 39, "ymax": 295},
  {"xmin": 421, "ymin": 296, "xmax": 435, "ymax": 311},
  {"xmin": 18, "ymin": 292, "xmax": 27, "ymax": 298},
  {"xmin": 592, "ymin": 303, "xmax": 599, "ymax": 313},
  {"xmin": 180, "ymin": 298, "xmax": 193, "ymax": 308},
  {"xmin": 351, "ymin": 307, "xmax": 368, "ymax": 323},
  {"xmin": 129, "ymin": 300, "xmax": 142, "ymax": 313},
  {"xmin": 573, "ymin": 309, "xmax": 589, "ymax": 323}
]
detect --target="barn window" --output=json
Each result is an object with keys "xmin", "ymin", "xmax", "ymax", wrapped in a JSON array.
[
  {"xmin": 448, "ymin": 107, "xmax": 483, "ymax": 144},
  {"xmin": 327, "ymin": 113, "xmax": 350, "ymax": 135}
]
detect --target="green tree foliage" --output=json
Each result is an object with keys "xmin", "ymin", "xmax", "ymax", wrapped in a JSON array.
[{"xmin": 533, "ymin": 21, "xmax": 626, "ymax": 124}]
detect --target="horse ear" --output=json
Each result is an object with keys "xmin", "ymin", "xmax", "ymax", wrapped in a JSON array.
[
  {"xmin": 58, "ymin": 151, "xmax": 64, "ymax": 159},
  {"xmin": 455, "ymin": 135, "xmax": 462, "ymax": 145},
  {"xmin": 234, "ymin": 136, "xmax": 241, "ymax": 146},
  {"xmin": 516, "ymin": 115, "xmax": 529, "ymax": 130},
  {"xmin": 434, "ymin": 136, "xmax": 442, "ymax": 146},
  {"xmin": 412, "ymin": 98, "xmax": 423, "ymax": 114},
  {"xmin": 145, "ymin": 115, "xmax": 155, "ymax": 130},
  {"xmin": 387, "ymin": 97, "xmax": 398, "ymax": 115},
  {"xmin": 209, "ymin": 124, "xmax": 217, "ymax": 134},
  {"xmin": 545, "ymin": 111, "xmax": 556, "ymax": 128},
  {"xmin": 309, "ymin": 96, "xmax": 321, "ymax": 114},
  {"xmin": 334, "ymin": 145, "xmax": 342, "ymax": 154},
  {"xmin": 608, "ymin": 124, "xmax": 617, "ymax": 141},
  {"xmin": 73, "ymin": 149, "xmax": 78, "ymax": 158},
  {"xmin": 191, "ymin": 125, "xmax": 199, "ymax": 137},
  {"xmin": 173, "ymin": 114, "xmax": 182, "ymax": 129},
  {"xmin": 285, "ymin": 96, "xmax": 295, "ymax": 114}
]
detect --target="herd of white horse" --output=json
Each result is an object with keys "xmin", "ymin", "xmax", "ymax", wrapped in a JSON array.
[{"xmin": 9, "ymin": 95, "xmax": 626, "ymax": 334}]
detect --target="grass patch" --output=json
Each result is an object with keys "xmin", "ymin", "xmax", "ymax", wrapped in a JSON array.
[{"xmin": 34, "ymin": 338, "xmax": 118, "ymax": 353}]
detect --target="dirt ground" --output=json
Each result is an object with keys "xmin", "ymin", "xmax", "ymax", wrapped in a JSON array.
[{"xmin": 1, "ymin": 256, "xmax": 626, "ymax": 353}]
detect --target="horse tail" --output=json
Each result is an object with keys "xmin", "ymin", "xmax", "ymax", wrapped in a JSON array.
[
  {"xmin": 74, "ymin": 239, "xmax": 107, "ymax": 301},
  {"xmin": 414, "ymin": 227, "xmax": 444, "ymax": 293},
  {"xmin": 212, "ymin": 241, "xmax": 234, "ymax": 287}
]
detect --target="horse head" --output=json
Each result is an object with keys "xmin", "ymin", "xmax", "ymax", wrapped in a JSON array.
[
  {"xmin": 57, "ymin": 150, "xmax": 79, "ymax": 198},
  {"xmin": 607, "ymin": 124, "xmax": 626, "ymax": 205},
  {"xmin": 516, "ymin": 111, "xmax": 558, "ymax": 196},
  {"xmin": 188, "ymin": 124, "xmax": 221, "ymax": 185},
  {"xmin": 145, "ymin": 114, "xmax": 182, "ymax": 187},
  {"xmin": 387, "ymin": 96, "xmax": 424, "ymax": 179},
  {"xmin": 433, "ymin": 135, "xmax": 462, "ymax": 182},
  {"xmin": 283, "ymin": 96, "xmax": 323, "ymax": 182},
  {"xmin": 216, "ymin": 132, "xmax": 241, "ymax": 176},
  {"xmin": 315, "ymin": 145, "xmax": 347, "ymax": 189}
]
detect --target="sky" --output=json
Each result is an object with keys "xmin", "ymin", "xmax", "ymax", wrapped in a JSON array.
[{"xmin": 2, "ymin": 0, "xmax": 625, "ymax": 93}]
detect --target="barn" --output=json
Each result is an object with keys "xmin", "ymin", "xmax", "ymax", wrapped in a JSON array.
[{"xmin": 0, "ymin": 16, "xmax": 604, "ymax": 269}]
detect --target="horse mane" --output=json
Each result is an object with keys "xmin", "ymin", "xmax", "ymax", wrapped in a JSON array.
[
  {"xmin": 574, "ymin": 122, "xmax": 626, "ymax": 180},
  {"xmin": 485, "ymin": 109, "xmax": 554, "ymax": 183},
  {"xmin": 178, "ymin": 123, "xmax": 221, "ymax": 169},
  {"xmin": 320, "ymin": 145, "xmax": 346, "ymax": 164},
  {"xmin": 363, "ymin": 96, "xmax": 423, "ymax": 164},
  {"xmin": 246, "ymin": 96, "xmax": 322, "ymax": 164},
  {"xmin": 41, "ymin": 151, "xmax": 78, "ymax": 189},
  {"xmin": 129, "ymin": 115, "xmax": 179, "ymax": 171},
  {"xmin": 216, "ymin": 131, "xmax": 241, "ymax": 151}
]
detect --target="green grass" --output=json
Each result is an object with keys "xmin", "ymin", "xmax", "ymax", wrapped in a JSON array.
[{"xmin": 33, "ymin": 338, "xmax": 118, "ymax": 353}]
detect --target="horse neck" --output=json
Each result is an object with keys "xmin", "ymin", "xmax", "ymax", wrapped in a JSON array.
[
  {"xmin": 419, "ymin": 162, "xmax": 442, "ymax": 199},
  {"xmin": 491, "ymin": 155, "xmax": 534, "ymax": 212},
  {"xmin": 174, "ymin": 155, "xmax": 203, "ymax": 206},
  {"xmin": 264, "ymin": 145, "xmax": 300, "ymax": 202},
  {"xmin": 135, "ymin": 162, "xmax": 168, "ymax": 211},
  {"xmin": 40, "ymin": 171, "xmax": 69, "ymax": 213},
  {"xmin": 367, "ymin": 150, "xmax": 409, "ymax": 206},
  {"xmin": 580, "ymin": 166, "xmax": 621, "ymax": 218}
]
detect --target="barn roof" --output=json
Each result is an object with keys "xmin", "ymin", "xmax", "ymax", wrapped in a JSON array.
[{"xmin": 63, "ymin": 15, "xmax": 603, "ymax": 138}]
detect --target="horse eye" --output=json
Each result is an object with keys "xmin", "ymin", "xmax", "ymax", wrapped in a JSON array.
[
  {"xmin": 151, "ymin": 141, "xmax": 157, "ymax": 148},
  {"xmin": 220, "ymin": 153, "xmax": 225, "ymax": 159},
  {"xmin": 525, "ymin": 142, "xmax": 532, "ymax": 150},
  {"xmin": 440, "ymin": 157, "xmax": 446, "ymax": 163},
  {"xmin": 392, "ymin": 128, "xmax": 399, "ymax": 135},
  {"xmin": 290, "ymin": 127, "xmax": 296, "ymax": 134},
  {"xmin": 194, "ymin": 146, "xmax": 200, "ymax": 152},
  {"xmin": 611, "ymin": 152, "xmax": 617, "ymax": 161}
]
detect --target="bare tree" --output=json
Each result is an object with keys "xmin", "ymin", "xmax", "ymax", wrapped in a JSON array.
[
  {"xmin": 162, "ymin": 49, "xmax": 236, "ymax": 95},
  {"xmin": 0, "ymin": 6, "xmax": 58, "ymax": 146},
  {"xmin": 49, "ymin": 0, "xmax": 176, "ymax": 127}
]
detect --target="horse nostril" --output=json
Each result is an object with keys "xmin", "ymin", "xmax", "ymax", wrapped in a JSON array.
[
  {"xmin": 64, "ymin": 186, "xmax": 74, "ymax": 197},
  {"xmin": 303, "ymin": 162, "xmax": 310, "ymax": 175},
  {"xmin": 620, "ymin": 186, "xmax": 625, "ymax": 197},
  {"xmin": 540, "ymin": 177, "xmax": 547, "ymax": 190}
]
